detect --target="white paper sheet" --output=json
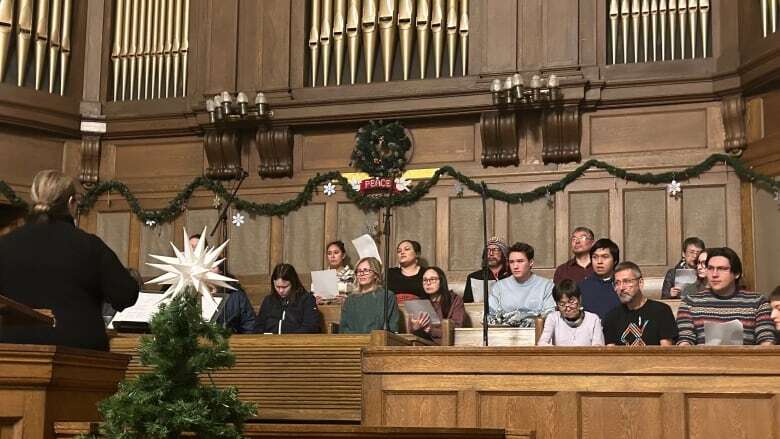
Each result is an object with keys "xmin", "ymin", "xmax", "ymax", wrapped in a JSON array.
[
  {"xmin": 469, "ymin": 278, "xmax": 496, "ymax": 304},
  {"xmin": 311, "ymin": 269, "xmax": 340, "ymax": 299},
  {"xmin": 109, "ymin": 291, "xmax": 223, "ymax": 329},
  {"xmin": 403, "ymin": 299, "xmax": 441, "ymax": 325},
  {"xmin": 704, "ymin": 319, "xmax": 744, "ymax": 345},
  {"xmin": 352, "ymin": 234, "xmax": 381, "ymax": 264}
]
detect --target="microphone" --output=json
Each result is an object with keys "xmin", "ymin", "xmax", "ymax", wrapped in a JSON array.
[{"xmin": 278, "ymin": 298, "xmax": 289, "ymax": 335}]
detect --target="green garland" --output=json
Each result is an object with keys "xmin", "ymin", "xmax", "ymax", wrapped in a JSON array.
[
  {"xmin": 1, "ymin": 154, "xmax": 777, "ymax": 225},
  {"xmin": 350, "ymin": 120, "xmax": 412, "ymax": 177}
]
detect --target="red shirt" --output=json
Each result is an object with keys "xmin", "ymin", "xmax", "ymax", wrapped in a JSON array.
[{"xmin": 553, "ymin": 257, "xmax": 594, "ymax": 285}]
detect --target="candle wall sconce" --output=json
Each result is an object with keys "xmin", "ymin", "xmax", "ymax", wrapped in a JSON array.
[
  {"xmin": 201, "ymin": 91, "xmax": 293, "ymax": 180},
  {"xmin": 480, "ymin": 72, "xmax": 582, "ymax": 167}
]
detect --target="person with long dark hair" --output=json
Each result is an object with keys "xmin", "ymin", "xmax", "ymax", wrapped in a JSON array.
[
  {"xmin": 254, "ymin": 263, "xmax": 322, "ymax": 334},
  {"xmin": 0, "ymin": 170, "xmax": 138, "ymax": 350},
  {"xmin": 314, "ymin": 240, "xmax": 355, "ymax": 304},
  {"xmin": 387, "ymin": 240, "xmax": 426, "ymax": 302},
  {"xmin": 406, "ymin": 266, "xmax": 465, "ymax": 344}
]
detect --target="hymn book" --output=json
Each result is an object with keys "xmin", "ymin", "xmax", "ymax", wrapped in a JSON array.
[{"xmin": 109, "ymin": 292, "xmax": 223, "ymax": 330}]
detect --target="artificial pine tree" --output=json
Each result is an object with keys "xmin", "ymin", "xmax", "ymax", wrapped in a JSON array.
[{"xmin": 97, "ymin": 290, "xmax": 255, "ymax": 439}]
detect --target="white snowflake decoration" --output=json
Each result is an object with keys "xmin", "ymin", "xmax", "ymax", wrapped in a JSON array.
[
  {"xmin": 667, "ymin": 180, "xmax": 682, "ymax": 197},
  {"xmin": 395, "ymin": 177, "xmax": 412, "ymax": 192},
  {"xmin": 145, "ymin": 219, "xmax": 157, "ymax": 227},
  {"xmin": 231, "ymin": 213, "xmax": 245, "ymax": 227},
  {"xmin": 323, "ymin": 181, "xmax": 337, "ymax": 196},
  {"xmin": 212, "ymin": 195, "xmax": 222, "ymax": 209},
  {"xmin": 349, "ymin": 178, "xmax": 362, "ymax": 191},
  {"xmin": 145, "ymin": 226, "xmax": 236, "ymax": 304},
  {"xmin": 453, "ymin": 181, "xmax": 465, "ymax": 197}
]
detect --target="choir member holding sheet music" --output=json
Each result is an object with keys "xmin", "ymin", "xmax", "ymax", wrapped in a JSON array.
[
  {"xmin": 406, "ymin": 267, "xmax": 465, "ymax": 344},
  {"xmin": 0, "ymin": 170, "xmax": 138, "ymax": 351},
  {"xmin": 313, "ymin": 240, "xmax": 355, "ymax": 305},
  {"xmin": 462, "ymin": 237, "xmax": 510, "ymax": 303},
  {"xmin": 255, "ymin": 264, "xmax": 322, "ymax": 334},
  {"xmin": 340, "ymin": 257, "xmax": 400, "ymax": 333}
]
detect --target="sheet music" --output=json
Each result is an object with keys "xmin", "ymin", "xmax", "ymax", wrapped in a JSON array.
[
  {"xmin": 311, "ymin": 269, "xmax": 339, "ymax": 299},
  {"xmin": 109, "ymin": 292, "xmax": 223, "ymax": 329},
  {"xmin": 403, "ymin": 299, "xmax": 441, "ymax": 325},
  {"xmin": 674, "ymin": 268, "xmax": 697, "ymax": 289},
  {"xmin": 704, "ymin": 319, "xmax": 744, "ymax": 345},
  {"xmin": 469, "ymin": 278, "xmax": 496, "ymax": 303},
  {"xmin": 352, "ymin": 234, "xmax": 381, "ymax": 264}
]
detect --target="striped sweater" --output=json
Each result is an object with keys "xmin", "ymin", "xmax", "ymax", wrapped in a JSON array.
[{"xmin": 675, "ymin": 289, "xmax": 776, "ymax": 345}]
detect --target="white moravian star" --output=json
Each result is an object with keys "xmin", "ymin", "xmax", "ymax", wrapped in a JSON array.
[{"xmin": 145, "ymin": 227, "xmax": 237, "ymax": 304}]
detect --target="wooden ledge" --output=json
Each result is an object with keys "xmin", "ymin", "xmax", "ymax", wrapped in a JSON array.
[{"xmin": 362, "ymin": 346, "xmax": 780, "ymax": 376}]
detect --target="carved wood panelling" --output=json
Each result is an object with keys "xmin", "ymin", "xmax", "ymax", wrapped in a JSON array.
[
  {"xmin": 479, "ymin": 110, "xmax": 519, "ymax": 167},
  {"xmin": 79, "ymin": 134, "xmax": 102, "ymax": 187},
  {"xmin": 721, "ymin": 94, "xmax": 747, "ymax": 155},
  {"xmin": 255, "ymin": 126, "xmax": 294, "ymax": 178},
  {"xmin": 203, "ymin": 129, "xmax": 243, "ymax": 180},
  {"xmin": 542, "ymin": 107, "xmax": 581, "ymax": 164}
]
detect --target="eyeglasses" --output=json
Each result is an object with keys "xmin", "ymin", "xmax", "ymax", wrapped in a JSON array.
[
  {"xmin": 571, "ymin": 236, "xmax": 592, "ymax": 243},
  {"xmin": 486, "ymin": 248, "xmax": 502, "ymax": 254},
  {"xmin": 696, "ymin": 260, "xmax": 707, "ymax": 266},
  {"xmin": 706, "ymin": 266, "xmax": 731, "ymax": 274},
  {"xmin": 422, "ymin": 277, "xmax": 440, "ymax": 284},
  {"xmin": 557, "ymin": 297, "xmax": 579, "ymax": 308},
  {"xmin": 614, "ymin": 277, "xmax": 641, "ymax": 287},
  {"xmin": 356, "ymin": 269, "xmax": 374, "ymax": 275}
]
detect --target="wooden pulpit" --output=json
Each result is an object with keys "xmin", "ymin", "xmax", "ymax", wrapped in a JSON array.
[{"xmin": 0, "ymin": 294, "xmax": 129, "ymax": 439}]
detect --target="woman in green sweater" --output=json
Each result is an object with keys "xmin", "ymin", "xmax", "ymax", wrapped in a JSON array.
[{"xmin": 339, "ymin": 257, "xmax": 400, "ymax": 333}]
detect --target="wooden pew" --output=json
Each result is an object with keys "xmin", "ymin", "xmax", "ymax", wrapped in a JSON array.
[
  {"xmin": 362, "ymin": 346, "xmax": 780, "ymax": 438},
  {"xmin": 110, "ymin": 331, "xmax": 416, "ymax": 423},
  {"xmin": 0, "ymin": 344, "xmax": 129, "ymax": 439},
  {"xmin": 54, "ymin": 421, "xmax": 529, "ymax": 438}
]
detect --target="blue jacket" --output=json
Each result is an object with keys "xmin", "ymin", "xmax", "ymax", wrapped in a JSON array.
[
  {"xmin": 579, "ymin": 275, "xmax": 620, "ymax": 320},
  {"xmin": 214, "ymin": 286, "xmax": 256, "ymax": 334}
]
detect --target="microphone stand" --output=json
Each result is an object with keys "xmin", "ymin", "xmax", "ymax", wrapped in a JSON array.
[
  {"xmin": 209, "ymin": 170, "xmax": 248, "ymax": 327},
  {"xmin": 209, "ymin": 170, "xmax": 249, "ymax": 259},
  {"xmin": 481, "ymin": 181, "xmax": 490, "ymax": 347},
  {"xmin": 381, "ymin": 178, "xmax": 393, "ymax": 332}
]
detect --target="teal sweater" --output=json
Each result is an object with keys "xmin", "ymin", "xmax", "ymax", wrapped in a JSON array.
[{"xmin": 339, "ymin": 288, "xmax": 400, "ymax": 333}]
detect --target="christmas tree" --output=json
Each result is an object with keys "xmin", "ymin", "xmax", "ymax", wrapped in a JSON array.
[
  {"xmin": 95, "ymin": 228, "xmax": 255, "ymax": 438},
  {"xmin": 98, "ymin": 291, "xmax": 255, "ymax": 438}
]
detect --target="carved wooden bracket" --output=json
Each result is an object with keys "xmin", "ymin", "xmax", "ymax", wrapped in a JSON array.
[
  {"xmin": 479, "ymin": 110, "xmax": 519, "ymax": 167},
  {"xmin": 204, "ymin": 128, "xmax": 244, "ymax": 180},
  {"xmin": 79, "ymin": 134, "xmax": 102, "ymax": 188},
  {"xmin": 255, "ymin": 127, "xmax": 294, "ymax": 178},
  {"xmin": 721, "ymin": 95, "xmax": 747, "ymax": 155},
  {"xmin": 542, "ymin": 107, "xmax": 582, "ymax": 164}
]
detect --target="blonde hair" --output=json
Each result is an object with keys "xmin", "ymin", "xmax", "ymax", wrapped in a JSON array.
[
  {"xmin": 355, "ymin": 257, "xmax": 383, "ymax": 288},
  {"xmin": 29, "ymin": 170, "xmax": 77, "ymax": 219}
]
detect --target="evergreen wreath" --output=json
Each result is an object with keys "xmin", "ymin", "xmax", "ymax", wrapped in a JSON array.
[
  {"xmin": 1, "ymin": 154, "xmax": 778, "ymax": 224},
  {"xmin": 350, "ymin": 120, "xmax": 412, "ymax": 177}
]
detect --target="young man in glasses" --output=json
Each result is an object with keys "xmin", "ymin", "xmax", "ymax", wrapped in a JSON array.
[
  {"xmin": 676, "ymin": 247, "xmax": 775, "ymax": 346},
  {"xmin": 603, "ymin": 261, "xmax": 676, "ymax": 346}
]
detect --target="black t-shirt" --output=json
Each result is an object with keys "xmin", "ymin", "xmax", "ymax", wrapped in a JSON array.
[
  {"xmin": 603, "ymin": 299, "xmax": 677, "ymax": 346},
  {"xmin": 387, "ymin": 267, "xmax": 426, "ymax": 299}
]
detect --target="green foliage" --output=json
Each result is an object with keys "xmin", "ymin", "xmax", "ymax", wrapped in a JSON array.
[
  {"xmin": 1, "ymin": 153, "xmax": 778, "ymax": 225},
  {"xmin": 97, "ymin": 292, "xmax": 255, "ymax": 439},
  {"xmin": 350, "ymin": 120, "xmax": 412, "ymax": 177}
]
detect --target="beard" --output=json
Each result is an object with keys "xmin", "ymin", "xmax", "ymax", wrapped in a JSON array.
[{"xmin": 487, "ymin": 257, "xmax": 502, "ymax": 268}]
